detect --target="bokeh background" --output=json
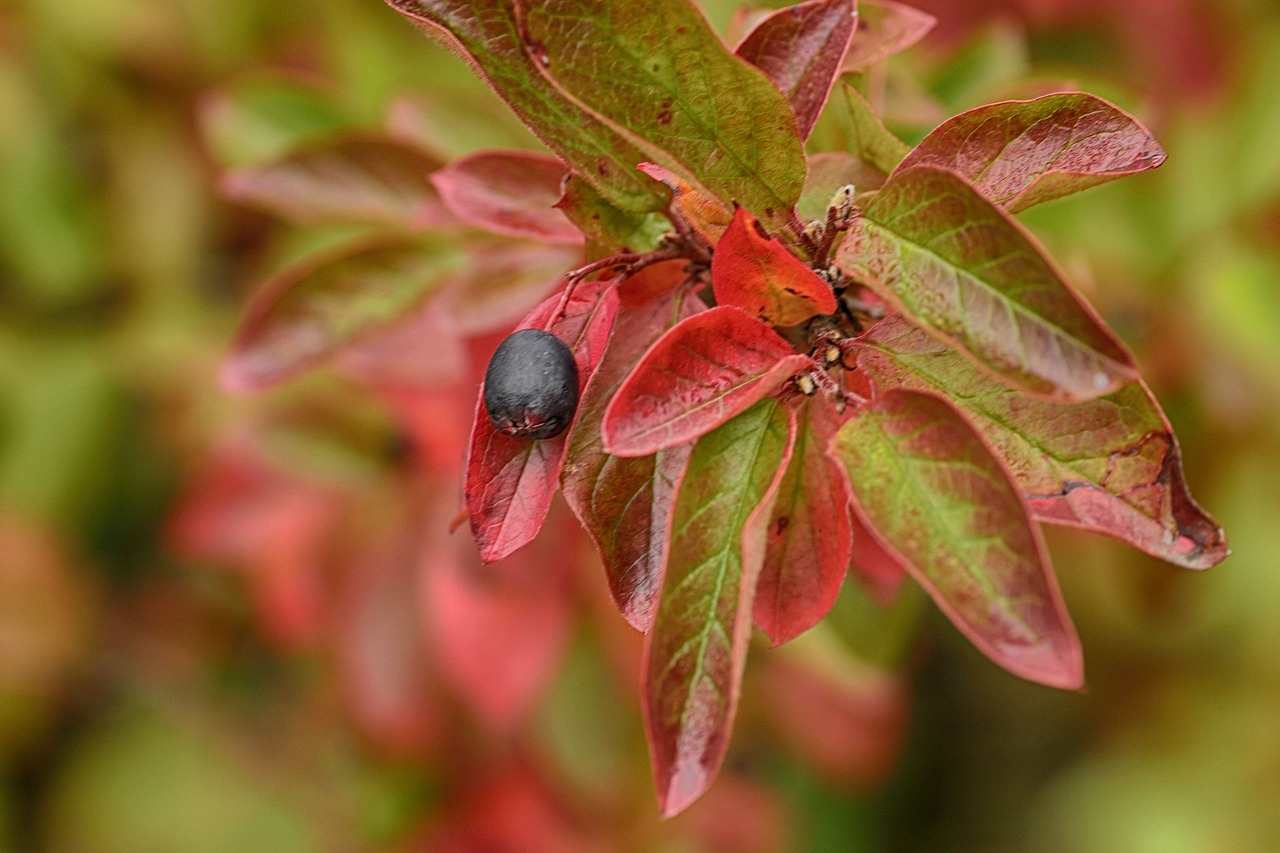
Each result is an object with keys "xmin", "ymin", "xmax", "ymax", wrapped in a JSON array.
[{"xmin": 2, "ymin": 0, "xmax": 1278, "ymax": 850}]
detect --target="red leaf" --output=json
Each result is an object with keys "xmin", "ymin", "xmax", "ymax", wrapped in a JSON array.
[
  {"xmin": 897, "ymin": 93, "xmax": 1167, "ymax": 212},
  {"xmin": 602, "ymin": 306, "xmax": 812, "ymax": 458},
  {"xmin": 220, "ymin": 237, "xmax": 463, "ymax": 392},
  {"xmin": 735, "ymin": 0, "xmax": 857, "ymax": 140},
  {"xmin": 562, "ymin": 285, "xmax": 705, "ymax": 632},
  {"xmin": 837, "ymin": 165, "xmax": 1137, "ymax": 400},
  {"xmin": 431, "ymin": 150, "xmax": 584, "ymax": 244},
  {"xmin": 465, "ymin": 279, "xmax": 619, "ymax": 562},
  {"xmin": 220, "ymin": 134, "xmax": 450, "ymax": 228},
  {"xmin": 755, "ymin": 395, "xmax": 852, "ymax": 645},
  {"xmin": 712, "ymin": 206, "xmax": 837, "ymax": 326},
  {"xmin": 636, "ymin": 162, "xmax": 733, "ymax": 246},
  {"xmin": 644, "ymin": 400, "xmax": 796, "ymax": 816},
  {"xmin": 424, "ymin": 510, "xmax": 576, "ymax": 730},
  {"xmin": 859, "ymin": 314, "xmax": 1228, "ymax": 568},
  {"xmin": 843, "ymin": 0, "xmax": 936, "ymax": 71},
  {"xmin": 833, "ymin": 389, "xmax": 1083, "ymax": 689}
]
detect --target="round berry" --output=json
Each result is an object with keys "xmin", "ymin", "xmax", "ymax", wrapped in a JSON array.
[{"xmin": 483, "ymin": 329, "xmax": 580, "ymax": 440}]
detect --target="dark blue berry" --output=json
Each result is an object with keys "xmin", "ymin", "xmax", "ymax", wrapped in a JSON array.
[{"xmin": 483, "ymin": 329, "xmax": 579, "ymax": 440}]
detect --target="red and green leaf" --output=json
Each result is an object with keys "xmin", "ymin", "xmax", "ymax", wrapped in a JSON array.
[
  {"xmin": 843, "ymin": 0, "xmax": 936, "ymax": 71},
  {"xmin": 734, "ymin": 0, "xmax": 857, "ymax": 140},
  {"xmin": 464, "ymin": 278, "xmax": 619, "ymax": 563},
  {"xmin": 832, "ymin": 389, "xmax": 1083, "ymax": 688},
  {"xmin": 220, "ymin": 134, "xmax": 450, "ymax": 229},
  {"xmin": 712, "ymin": 206, "xmax": 838, "ymax": 326},
  {"xmin": 848, "ymin": 509, "xmax": 906, "ymax": 603},
  {"xmin": 755, "ymin": 395, "xmax": 853, "ymax": 645},
  {"xmin": 602, "ymin": 306, "xmax": 813, "ymax": 457},
  {"xmin": 220, "ymin": 237, "xmax": 464, "ymax": 392},
  {"xmin": 858, "ymin": 314, "xmax": 1228, "ymax": 569},
  {"xmin": 562, "ymin": 284, "xmax": 705, "ymax": 632},
  {"xmin": 383, "ymin": 0, "xmax": 665, "ymax": 212},
  {"xmin": 645, "ymin": 399, "xmax": 795, "ymax": 816},
  {"xmin": 897, "ymin": 93, "xmax": 1166, "ymax": 212},
  {"xmin": 836, "ymin": 164, "xmax": 1137, "ymax": 400},
  {"xmin": 839, "ymin": 82, "xmax": 912, "ymax": 177},
  {"xmin": 517, "ymin": 0, "xmax": 806, "ymax": 231},
  {"xmin": 430, "ymin": 149, "xmax": 584, "ymax": 244}
]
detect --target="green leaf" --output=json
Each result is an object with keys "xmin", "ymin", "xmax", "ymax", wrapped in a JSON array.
[
  {"xmin": 384, "ymin": 0, "xmax": 665, "ymax": 212},
  {"xmin": 832, "ymin": 389, "xmax": 1083, "ymax": 688},
  {"xmin": 519, "ymin": 0, "xmax": 807, "ymax": 229},
  {"xmin": 836, "ymin": 165, "xmax": 1136, "ymax": 400},
  {"xmin": 645, "ymin": 399, "xmax": 795, "ymax": 816},
  {"xmin": 556, "ymin": 175, "xmax": 670, "ymax": 260},
  {"xmin": 839, "ymin": 82, "xmax": 911, "ymax": 177},
  {"xmin": 858, "ymin": 315, "xmax": 1228, "ymax": 569}
]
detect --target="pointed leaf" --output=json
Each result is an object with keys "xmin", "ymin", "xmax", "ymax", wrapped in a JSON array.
[
  {"xmin": 556, "ymin": 175, "xmax": 670, "ymax": 259},
  {"xmin": 518, "ymin": 0, "xmax": 806, "ymax": 230},
  {"xmin": 734, "ymin": 0, "xmax": 857, "ymax": 140},
  {"xmin": 384, "ymin": 0, "xmax": 665, "ymax": 212},
  {"xmin": 832, "ymin": 389, "xmax": 1083, "ymax": 688},
  {"xmin": 840, "ymin": 83, "xmax": 912, "ymax": 176},
  {"xmin": 836, "ymin": 165, "xmax": 1137, "ymax": 400},
  {"xmin": 562, "ymin": 285, "xmax": 704, "ymax": 632},
  {"xmin": 431, "ymin": 150, "xmax": 584, "ymax": 244},
  {"xmin": 637, "ymin": 162, "xmax": 733, "ymax": 245},
  {"xmin": 755, "ymin": 395, "xmax": 853, "ymax": 645},
  {"xmin": 859, "ymin": 314, "xmax": 1228, "ymax": 568},
  {"xmin": 220, "ymin": 134, "xmax": 450, "ymax": 228},
  {"xmin": 897, "ymin": 93, "xmax": 1167, "ymax": 212},
  {"xmin": 465, "ymin": 279, "xmax": 619, "ymax": 562},
  {"xmin": 602, "ymin": 306, "xmax": 812, "ymax": 457},
  {"xmin": 712, "ymin": 206, "xmax": 837, "ymax": 326},
  {"xmin": 843, "ymin": 0, "xmax": 936, "ymax": 71},
  {"xmin": 645, "ymin": 399, "xmax": 795, "ymax": 816},
  {"xmin": 220, "ymin": 238, "xmax": 465, "ymax": 392}
]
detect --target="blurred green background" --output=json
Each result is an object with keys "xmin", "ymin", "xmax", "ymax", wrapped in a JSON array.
[{"xmin": 2, "ymin": 0, "xmax": 1278, "ymax": 850}]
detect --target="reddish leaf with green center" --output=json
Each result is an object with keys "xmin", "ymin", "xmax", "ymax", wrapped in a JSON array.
[
  {"xmin": 832, "ymin": 389, "xmax": 1083, "ymax": 689},
  {"xmin": 562, "ymin": 283, "xmax": 706, "ymax": 631},
  {"xmin": 734, "ymin": 0, "xmax": 857, "ymax": 140},
  {"xmin": 465, "ymin": 278, "xmax": 619, "ymax": 563},
  {"xmin": 221, "ymin": 134, "xmax": 451, "ymax": 228},
  {"xmin": 645, "ymin": 399, "xmax": 795, "ymax": 816},
  {"xmin": 712, "ymin": 207, "xmax": 838, "ymax": 326},
  {"xmin": 431, "ymin": 150, "xmax": 584, "ymax": 245},
  {"xmin": 602, "ymin": 306, "xmax": 813, "ymax": 457},
  {"xmin": 837, "ymin": 164, "xmax": 1137, "ymax": 400},
  {"xmin": 896, "ymin": 93, "xmax": 1167, "ymax": 212},
  {"xmin": 858, "ymin": 314, "xmax": 1228, "ymax": 568},
  {"xmin": 220, "ymin": 237, "xmax": 465, "ymax": 392},
  {"xmin": 516, "ymin": 0, "xmax": 806, "ymax": 231},
  {"xmin": 755, "ymin": 395, "xmax": 853, "ymax": 645}
]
